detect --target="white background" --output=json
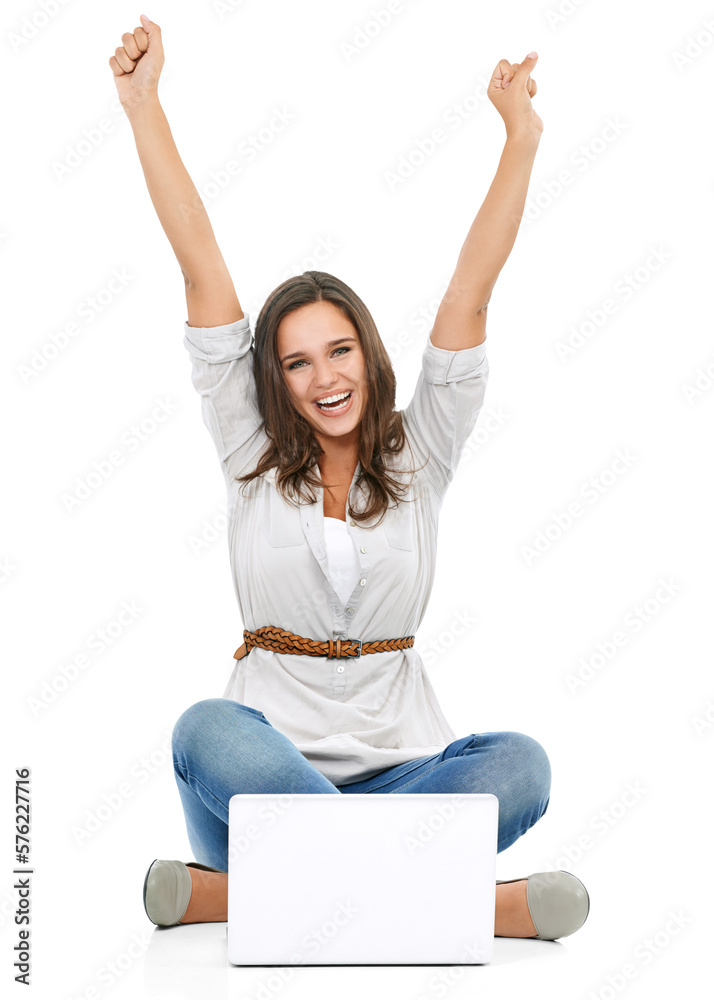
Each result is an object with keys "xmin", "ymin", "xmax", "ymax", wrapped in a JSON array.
[{"xmin": 3, "ymin": 0, "xmax": 712, "ymax": 996}]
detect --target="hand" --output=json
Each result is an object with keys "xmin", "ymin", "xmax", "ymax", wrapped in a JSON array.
[
  {"xmin": 487, "ymin": 52, "xmax": 543, "ymax": 140},
  {"xmin": 108, "ymin": 15, "xmax": 165, "ymax": 109}
]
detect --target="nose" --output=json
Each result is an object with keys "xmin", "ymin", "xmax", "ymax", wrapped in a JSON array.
[{"xmin": 313, "ymin": 362, "xmax": 338, "ymax": 388}]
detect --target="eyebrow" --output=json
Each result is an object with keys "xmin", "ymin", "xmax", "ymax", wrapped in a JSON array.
[{"xmin": 280, "ymin": 337, "xmax": 357, "ymax": 364}]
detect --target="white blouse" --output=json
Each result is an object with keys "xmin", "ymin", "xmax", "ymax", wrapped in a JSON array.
[
  {"xmin": 183, "ymin": 312, "xmax": 489, "ymax": 786},
  {"xmin": 323, "ymin": 516, "xmax": 361, "ymax": 607}
]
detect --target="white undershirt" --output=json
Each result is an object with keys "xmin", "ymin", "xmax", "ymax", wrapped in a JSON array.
[{"xmin": 323, "ymin": 516, "xmax": 361, "ymax": 606}]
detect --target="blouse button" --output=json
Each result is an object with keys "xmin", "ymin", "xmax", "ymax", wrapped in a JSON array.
[
  {"xmin": 360, "ymin": 546, "xmax": 367, "ymax": 553},
  {"xmin": 336, "ymin": 665, "xmax": 345, "ymax": 673},
  {"xmin": 360, "ymin": 579, "xmax": 366, "ymax": 586},
  {"xmin": 346, "ymin": 608, "xmax": 354, "ymax": 615},
  {"xmin": 349, "ymin": 520, "xmax": 356, "ymax": 526}
]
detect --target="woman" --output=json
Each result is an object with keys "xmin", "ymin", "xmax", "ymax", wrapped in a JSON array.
[{"xmin": 110, "ymin": 16, "xmax": 589, "ymax": 941}]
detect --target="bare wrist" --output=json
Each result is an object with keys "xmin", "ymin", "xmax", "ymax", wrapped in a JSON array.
[
  {"xmin": 121, "ymin": 92, "xmax": 162, "ymax": 120},
  {"xmin": 504, "ymin": 127, "xmax": 542, "ymax": 150}
]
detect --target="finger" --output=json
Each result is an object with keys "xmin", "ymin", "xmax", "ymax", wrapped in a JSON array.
[
  {"xmin": 121, "ymin": 31, "xmax": 142, "ymax": 61},
  {"xmin": 138, "ymin": 15, "xmax": 162, "ymax": 53},
  {"xmin": 113, "ymin": 45, "xmax": 135, "ymax": 74},
  {"xmin": 491, "ymin": 58, "xmax": 514, "ymax": 90},
  {"xmin": 108, "ymin": 54, "xmax": 128, "ymax": 78},
  {"xmin": 523, "ymin": 75, "xmax": 537, "ymax": 97},
  {"xmin": 511, "ymin": 51, "xmax": 538, "ymax": 86},
  {"xmin": 503, "ymin": 61, "xmax": 521, "ymax": 89},
  {"xmin": 134, "ymin": 25, "xmax": 149, "ymax": 55}
]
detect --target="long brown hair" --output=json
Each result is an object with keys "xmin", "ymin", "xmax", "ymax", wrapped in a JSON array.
[{"xmin": 236, "ymin": 271, "xmax": 423, "ymax": 525}]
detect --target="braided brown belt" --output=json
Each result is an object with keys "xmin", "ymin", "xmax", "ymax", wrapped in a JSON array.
[{"xmin": 233, "ymin": 625, "xmax": 415, "ymax": 661}]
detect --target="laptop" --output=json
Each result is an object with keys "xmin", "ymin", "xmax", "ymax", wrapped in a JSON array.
[{"xmin": 227, "ymin": 792, "xmax": 499, "ymax": 966}]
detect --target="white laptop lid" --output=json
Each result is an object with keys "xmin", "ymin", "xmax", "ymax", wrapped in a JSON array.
[{"xmin": 227, "ymin": 792, "xmax": 499, "ymax": 966}]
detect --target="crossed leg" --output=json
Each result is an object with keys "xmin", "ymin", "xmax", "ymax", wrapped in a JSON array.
[{"xmin": 171, "ymin": 700, "xmax": 551, "ymax": 936}]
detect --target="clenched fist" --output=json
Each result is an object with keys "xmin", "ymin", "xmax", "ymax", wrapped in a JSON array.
[
  {"xmin": 487, "ymin": 52, "xmax": 543, "ymax": 139},
  {"xmin": 108, "ymin": 14, "xmax": 165, "ymax": 108}
]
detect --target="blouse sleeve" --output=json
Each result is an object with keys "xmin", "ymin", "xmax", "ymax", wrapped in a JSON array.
[
  {"xmin": 401, "ymin": 330, "xmax": 490, "ymax": 497},
  {"xmin": 183, "ymin": 314, "xmax": 268, "ymax": 483}
]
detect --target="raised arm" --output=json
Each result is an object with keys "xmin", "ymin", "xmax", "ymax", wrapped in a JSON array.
[
  {"xmin": 109, "ymin": 15, "xmax": 242, "ymax": 328},
  {"xmin": 430, "ymin": 52, "xmax": 543, "ymax": 352}
]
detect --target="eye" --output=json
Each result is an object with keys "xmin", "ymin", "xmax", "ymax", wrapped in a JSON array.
[{"xmin": 288, "ymin": 347, "xmax": 350, "ymax": 371}]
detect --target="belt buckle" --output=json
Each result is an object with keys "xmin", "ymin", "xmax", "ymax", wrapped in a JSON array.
[{"xmin": 344, "ymin": 638, "xmax": 362, "ymax": 658}]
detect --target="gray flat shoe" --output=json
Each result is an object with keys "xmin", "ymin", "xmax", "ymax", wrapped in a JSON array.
[
  {"xmin": 496, "ymin": 870, "xmax": 590, "ymax": 940},
  {"xmin": 143, "ymin": 859, "xmax": 225, "ymax": 927}
]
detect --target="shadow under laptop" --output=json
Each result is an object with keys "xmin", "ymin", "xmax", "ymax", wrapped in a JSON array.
[
  {"xmin": 141, "ymin": 793, "xmax": 569, "ymax": 992},
  {"xmin": 142, "ymin": 921, "xmax": 566, "ymax": 997}
]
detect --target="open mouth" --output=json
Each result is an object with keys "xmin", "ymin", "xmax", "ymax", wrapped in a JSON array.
[{"xmin": 313, "ymin": 390, "xmax": 352, "ymax": 415}]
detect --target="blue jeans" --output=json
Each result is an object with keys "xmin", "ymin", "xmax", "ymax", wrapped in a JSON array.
[{"xmin": 172, "ymin": 699, "xmax": 551, "ymax": 872}]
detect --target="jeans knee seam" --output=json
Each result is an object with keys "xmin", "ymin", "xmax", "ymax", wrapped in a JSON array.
[{"xmin": 175, "ymin": 762, "xmax": 228, "ymax": 818}]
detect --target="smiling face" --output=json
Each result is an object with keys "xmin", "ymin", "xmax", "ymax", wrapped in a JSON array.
[{"xmin": 277, "ymin": 300, "xmax": 368, "ymax": 453}]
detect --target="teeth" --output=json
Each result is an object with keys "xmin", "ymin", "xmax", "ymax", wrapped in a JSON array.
[{"xmin": 316, "ymin": 391, "xmax": 350, "ymax": 406}]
